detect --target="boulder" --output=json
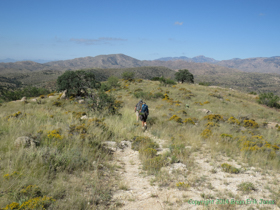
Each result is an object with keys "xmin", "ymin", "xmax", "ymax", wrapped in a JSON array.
[
  {"xmin": 78, "ymin": 99, "xmax": 85, "ymax": 104},
  {"xmin": 267, "ymin": 122, "xmax": 279, "ymax": 129},
  {"xmin": 102, "ymin": 141, "xmax": 117, "ymax": 153},
  {"xmin": 118, "ymin": 140, "xmax": 131, "ymax": 149},
  {"xmin": 48, "ymin": 96, "xmax": 55, "ymax": 98},
  {"xmin": 21, "ymin": 97, "xmax": 27, "ymax": 102},
  {"xmin": 197, "ymin": 109, "xmax": 212, "ymax": 114},
  {"xmin": 31, "ymin": 98, "xmax": 37, "ymax": 102},
  {"xmin": 14, "ymin": 136, "xmax": 37, "ymax": 148}
]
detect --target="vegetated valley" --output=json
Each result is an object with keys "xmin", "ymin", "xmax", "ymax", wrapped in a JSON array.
[{"xmin": 0, "ymin": 71, "xmax": 280, "ymax": 209}]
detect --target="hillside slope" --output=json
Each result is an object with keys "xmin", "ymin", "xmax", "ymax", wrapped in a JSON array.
[{"xmin": 1, "ymin": 80, "xmax": 280, "ymax": 209}]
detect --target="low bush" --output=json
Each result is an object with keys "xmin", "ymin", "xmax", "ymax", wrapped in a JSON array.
[
  {"xmin": 221, "ymin": 163, "xmax": 240, "ymax": 174},
  {"xmin": 257, "ymin": 92, "xmax": 280, "ymax": 108},
  {"xmin": 237, "ymin": 182, "xmax": 256, "ymax": 194}
]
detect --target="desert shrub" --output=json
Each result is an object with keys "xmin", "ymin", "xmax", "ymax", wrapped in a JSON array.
[
  {"xmin": 153, "ymin": 92, "xmax": 165, "ymax": 99},
  {"xmin": 227, "ymin": 116, "xmax": 240, "ymax": 125},
  {"xmin": 249, "ymin": 91, "xmax": 257, "ymax": 95},
  {"xmin": 131, "ymin": 136, "xmax": 159, "ymax": 151},
  {"xmin": 16, "ymin": 185, "xmax": 43, "ymax": 201},
  {"xmin": 3, "ymin": 171, "xmax": 19, "ymax": 180},
  {"xmin": 237, "ymin": 182, "xmax": 256, "ymax": 194},
  {"xmin": 220, "ymin": 133, "xmax": 233, "ymax": 142},
  {"xmin": 151, "ymin": 77, "xmax": 160, "ymax": 81},
  {"xmin": 52, "ymin": 101, "xmax": 62, "ymax": 107},
  {"xmin": 209, "ymin": 93, "xmax": 223, "ymax": 99},
  {"xmin": 243, "ymin": 119, "xmax": 259, "ymax": 128},
  {"xmin": 121, "ymin": 71, "xmax": 135, "ymax": 81},
  {"xmin": 199, "ymin": 82, "xmax": 211, "ymax": 86},
  {"xmin": 107, "ymin": 76, "xmax": 120, "ymax": 88},
  {"xmin": 5, "ymin": 111, "xmax": 22, "ymax": 119},
  {"xmin": 201, "ymin": 129, "xmax": 212, "ymax": 139},
  {"xmin": 159, "ymin": 77, "xmax": 176, "ymax": 86},
  {"xmin": 0, "ymin": 86, "xmax": 50, "ymax": 101},
  {"xmin": 139, "ymin": 148, "xmax": 157, "ymax": 158},
  {"xmin": 206, "ymin": 122, "xmax": 219, "ymax": 128},
  {"xmin": 89, "ymin": 91, "xmax": 123, "ymax": 115},
  {"xmin": 47, "ymin": 129, "xmax": 63, "ymax": 140},
  {"xmin": 203, "ymin": 114, "xmax": 224, "ymax": 122},
  {"xmin": 169, "ymin": 115, "xmax": 183, "ymax": 123},
  {"xmin": 221, "ymin": 163, "xmax": 240, "ymax": 174},
  {"xmin": 183, "ymin": 118, "xmax": 195, "ymax": 125},
  {"xmin": 176, "ymin": 182, "xmax": 190, "ymax": 190},
  {"xmin": 142, "ymin": 156, "xmax": 166, "ymax": 172},
  {"xmin": 257, "ymin": 92, "xmax": 280, "ymax": 108}
]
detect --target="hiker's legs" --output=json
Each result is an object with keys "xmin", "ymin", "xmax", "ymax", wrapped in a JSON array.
[{"xmin": 136, "ymin": 111, "xmax": 139, "ymax": 121}]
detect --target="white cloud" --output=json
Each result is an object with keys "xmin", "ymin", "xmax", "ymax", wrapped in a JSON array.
[
  {"xmin": 174, "ymin": 21, "xmax": 183, "ymax": 25},
  {"xmin": 70, "ymin": 37, "xmax": 127, "ymax": 45}
]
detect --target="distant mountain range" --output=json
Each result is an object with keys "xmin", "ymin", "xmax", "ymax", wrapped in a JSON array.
[
  {"xmin": 1, "ymin": 54, "xmax": 280, "ymax": 74},
  {"xmin": 156, "ymin": 55, "xmax": 219, "ymax": 63},
  {"xmin": 0, "ymin": 58, "xmax": 56, "ymax": 64},
  {"xmin": 1, "ymin": 54, "xmax": 280, "ymax": 96}
]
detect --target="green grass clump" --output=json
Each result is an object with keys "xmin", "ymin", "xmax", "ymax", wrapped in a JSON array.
[{"xmin": 221, "ymin": 163, "xmax": 240, "ymax": 174}]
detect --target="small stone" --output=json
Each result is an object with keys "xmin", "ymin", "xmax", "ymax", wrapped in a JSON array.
[
  {"xmin": 78, "ymin": 99, "xmax": 85, "ymax": 104},
  {"xmin": 80, "ymin": 115, "xmax": 88, "ymax": 120}
]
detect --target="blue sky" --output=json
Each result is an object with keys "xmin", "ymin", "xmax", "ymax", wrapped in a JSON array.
[{"xmin": 0, "ymin": 0, "xmax": 279, "ymax": 61}]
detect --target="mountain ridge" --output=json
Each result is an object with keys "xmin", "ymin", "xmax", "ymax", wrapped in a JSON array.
[{"xmin": 1, "ymin": 54, "xmax": 280, "ymax": 75}]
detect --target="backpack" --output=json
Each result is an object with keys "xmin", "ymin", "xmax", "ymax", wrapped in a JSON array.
[
  {"xmin": 141, "ymin": 104, "xmax": 148, "ymax": 114},
  {"xmin": 136, "ymin": 101, "xmax": 143, "ymax": 111}
]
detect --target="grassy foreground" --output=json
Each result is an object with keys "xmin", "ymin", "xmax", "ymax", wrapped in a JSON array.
[{"xmin": 0, "ymin": 79, "xmax": 280, "ymax": 209}]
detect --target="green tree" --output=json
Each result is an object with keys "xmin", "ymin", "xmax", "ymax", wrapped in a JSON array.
[
  {"xmin": 257, "ymin": 92, "xmax": 280, "ymax": 108},
  {"xmin": 57, "ymin": 70, "xmax": 100, "ymax": 97},
  {"xmin": 121, "ymin": 71, "xmax": 135, "ymax": 81},
  {"xmin": 175, "ymin": 69, "xmax": 194, "ymax": 83},
  {"xmin": 107, "ymin": 76, "xmax": 120, "ymax": 88}
]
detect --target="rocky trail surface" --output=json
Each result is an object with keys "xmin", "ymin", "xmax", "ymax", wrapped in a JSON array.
[{"xmin": 109, "ymin": 131, "xmax": 280, "ymax": 210}]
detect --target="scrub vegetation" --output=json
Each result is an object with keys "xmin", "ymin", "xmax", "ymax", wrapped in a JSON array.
[{"xmin": 1, "ymin": 70, "xmax": 280, "ymax": 209}]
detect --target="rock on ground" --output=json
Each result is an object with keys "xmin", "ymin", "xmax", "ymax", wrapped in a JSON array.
[{"xmin": 14, "ymin": 136, "xmax": 37, "ymax": 148}]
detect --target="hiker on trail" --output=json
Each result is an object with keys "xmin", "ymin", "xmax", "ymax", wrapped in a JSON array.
[
  {"xmin": 139, "ymin": 102, "xmax": 149, "ymax": 130},
  {"xmin": 134, "ymin": 99, "xmax": 143, "ymax": 121}
]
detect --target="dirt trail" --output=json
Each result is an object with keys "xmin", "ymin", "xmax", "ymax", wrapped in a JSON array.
[{"xmin": 111, "ymin": 131, "xmax": 280, "ymax": 210}]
